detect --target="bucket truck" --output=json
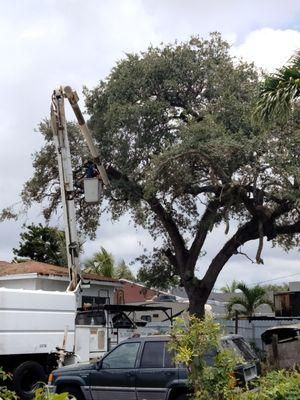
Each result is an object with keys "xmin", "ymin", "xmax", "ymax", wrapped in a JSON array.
[{"xmin": 0, "ymin": 87, "xmax": 173, "ymax": 399}]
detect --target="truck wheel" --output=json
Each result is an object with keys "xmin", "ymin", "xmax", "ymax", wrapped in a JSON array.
[
  {"xmin": 58, "ymin": 385, "xmax": 84, "ymax": 400},
  {"xmin": 175, "ymin": 394, "xmax": 188, "ymax": 400},
  {"xmin": 13, "ymin": 361, "xmax": 46, "ymax": 400}
]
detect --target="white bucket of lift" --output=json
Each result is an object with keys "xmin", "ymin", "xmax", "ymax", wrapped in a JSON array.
[{"xmin": 84, "ymin": 178, "xmax": 103, "ymax": 204}]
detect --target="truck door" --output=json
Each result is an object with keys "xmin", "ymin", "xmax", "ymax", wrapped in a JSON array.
[
  {"xmin": 135, "ymin": 340, "xmax": 178, "ymax": 400},
  {"xmin": 89, "ymin": 341, "xmax": 140, "ymax": 400}
]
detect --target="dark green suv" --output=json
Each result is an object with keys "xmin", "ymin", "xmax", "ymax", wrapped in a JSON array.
[{"xmin": 48, "ymin": 334, "xmax": 258, "ymax": 400}]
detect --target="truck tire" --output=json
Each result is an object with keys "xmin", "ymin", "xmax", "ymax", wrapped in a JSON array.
[
  {"xmin": 58, "ymin": 385, "xmax": 84, "ymax": 400},
  {"xmin": 175, "ymin": 394, "xmax": 187, "ymax": 400},
  {"xmin": 13, "ymin": 361, "xmax": 46, "ymax": 400}
]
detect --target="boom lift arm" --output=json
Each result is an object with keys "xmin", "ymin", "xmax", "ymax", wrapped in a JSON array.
[{"xmin": 50, "ymin": 86, "xmax": 109, "ymax": 291}]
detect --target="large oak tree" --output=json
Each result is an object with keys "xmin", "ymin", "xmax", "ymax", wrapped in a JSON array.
[{"xmin": 11, "ymin": 34, "xmax": 300, "ymax": 316}]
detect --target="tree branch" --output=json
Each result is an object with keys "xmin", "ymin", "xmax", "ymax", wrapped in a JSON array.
[
  {"xmin": 276, "ymin": 221, "xmax": 300, "ymax": 235},
  {"xmin": 106, "ymin": 165, "xmax": 187, "ymax": 266},
  {"xmin": 239, "ymin": 189, "xmax": 257, "ymax": 216},
  {"xmin": 164, "ymin": 248, "xmax": 180, "ymax": 273},
  {"xmin": 188, "ymin": 200, "xmax": 220, "ymax": 268},
  {"xmin": 147, "ymin": 196, "xmax": 187, "ymax": 264},
  {"xmin": 183, "ymin": 184, "xmax": 218, "ymax": 196},
  {"xmin": 201, "ymin": 219, "xmax": 259, "ymax": 293},
  {"xmin": 235, "ymin": 250, "xmax": 255, "ymax": 264},
  {"xmin": 271, "ymin": 201, "xmax": 293, "ymax": 219}
]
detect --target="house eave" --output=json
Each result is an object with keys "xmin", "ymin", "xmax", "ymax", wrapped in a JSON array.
[{"xmin": 0, "ymin": 273, "xmax": 122, "ymax": 287}]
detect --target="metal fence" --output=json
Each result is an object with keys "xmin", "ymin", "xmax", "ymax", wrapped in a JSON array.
[{"xmin": 218, "ymin": 318, "xmax": 300, "ymax": 349}]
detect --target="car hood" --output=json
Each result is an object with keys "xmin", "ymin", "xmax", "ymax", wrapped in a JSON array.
[{"xmin": 53, "ymin": 361, "xmax": 95, "ymax": 374}]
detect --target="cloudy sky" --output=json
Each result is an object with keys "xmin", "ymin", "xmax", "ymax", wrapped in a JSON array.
[{"xmin": 1, "ymin": 0, "xmax": 300, "ymax": 289}]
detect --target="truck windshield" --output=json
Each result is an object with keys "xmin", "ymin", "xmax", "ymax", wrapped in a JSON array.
[{"xmin": 75, "ymin": 310, "xmax": 106, "ymax": 326}]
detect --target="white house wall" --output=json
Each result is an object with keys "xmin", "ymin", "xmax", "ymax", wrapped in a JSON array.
[
  {"xmin": 0, "ymin": 277, "xmax": 36, "ymax": 290},
  {"xmin": 36, "ymin": 277, "xmax": 67, "ymax": 291}
]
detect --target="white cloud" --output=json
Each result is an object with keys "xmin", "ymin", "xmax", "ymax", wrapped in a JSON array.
[{"xmin": 233, "ymin": 28, "xmax": 300, "ymax": 72}]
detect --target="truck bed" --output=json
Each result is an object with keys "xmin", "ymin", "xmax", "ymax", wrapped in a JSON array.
[{"xmin": 0, "ymin": 288, "xmax": 76, "ymax": 355}]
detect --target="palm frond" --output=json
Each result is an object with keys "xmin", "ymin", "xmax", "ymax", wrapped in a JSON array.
[
  {"xmin": 256, "ymin": 51, "xmax": 300, "ymax": 120},
  {"xmin": 227, "ymin": 283, "xmax": 271, "ymax": 317},
  {"xmin": 227, "ymin": 296, "xmax": 251, "ymax": 315},
  {"xmin": 253, "ymin": 297, "xmax": 274, "ymax": 311}
]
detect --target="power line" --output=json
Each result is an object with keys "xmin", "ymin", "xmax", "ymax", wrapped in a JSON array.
[
  {"xmin": 250, "ymin": 272, "xmax": 300, "ymax": 286},
  {"xmin": 215, "ymin": 272, "xmax": 300, "ymax": 291}
]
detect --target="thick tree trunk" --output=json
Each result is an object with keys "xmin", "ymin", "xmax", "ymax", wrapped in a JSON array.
[
  {"xmin": 182, "ymin": 220, "xmax": 260, "ymax": 318},
  {"xmin": 184, "ymin": 279, "xmax": 210, "ymax": 318}
]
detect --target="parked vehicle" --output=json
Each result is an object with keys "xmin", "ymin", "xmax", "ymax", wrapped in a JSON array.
[{"xmin": 48, "ymin": 334, "xmax": 259, "ymax": 400}]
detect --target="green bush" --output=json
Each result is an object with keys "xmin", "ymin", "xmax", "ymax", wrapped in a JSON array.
[
  {"xmin": 239, "ymin": 369, "xmax": 300, "ymax": 400},
  {"xmin": 33, "ymin": 385, "xmax": 68, "ymax": 400},
  {"xmin": 0, "ymin": 367, "xmax": 18, "ymax": 400},
  {"xmin": 169, "ymin": 315, "xmax": 241, "ymax": 400},
  {"xmin": 169, "ymin": 315, "xmax": 300, "ymax": 400}
]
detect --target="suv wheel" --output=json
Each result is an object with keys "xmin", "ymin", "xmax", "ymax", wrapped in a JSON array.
[{"xmin": 58, "ymin": 386, "xmax": 84, "ymax": 400}]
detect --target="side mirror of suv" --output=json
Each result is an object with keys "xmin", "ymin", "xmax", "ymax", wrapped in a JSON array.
[{"xmin": 96, "ymin": 360, "xmax": 102, "ymax": 370}]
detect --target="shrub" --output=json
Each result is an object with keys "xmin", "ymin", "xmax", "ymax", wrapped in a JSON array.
[
  {"xmin": 169, "ymin": 315, "xmax": 241, "ymax": 400},
  {"xmin": 0, "ymin": 367, "xmax": 18, "ymax": 400},
  {"xmin": 239, "ymin": 369, "xmax": 300, "ymax": 400},
  {"xmin": 33, "ymin": 385, "xmax": 68, "ymax": 400},
  {"xmin": 169, "ymin": 315, "xmax": 300, "ymax": 400}
]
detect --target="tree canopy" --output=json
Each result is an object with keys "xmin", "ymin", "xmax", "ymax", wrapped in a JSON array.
[
  {"xmin": 12, "ymin": 33, "xmax": 300, "ymax": 316},
  {"xmin": 13, "ymin": 223, "xmax": 67, "ymax": 267},
  {"xmin": 136, "ymin": 249, "xmax": 180, "ymax": 290}
]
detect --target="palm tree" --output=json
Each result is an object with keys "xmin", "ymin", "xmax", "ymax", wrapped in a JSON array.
[
  {"xmin": 84, "ymin": 248, "xmax": 135, "ymax": 280},
  {"xmin": 84, "ymin": 247, "xmax": 115, "ymax": 277},
  {"xmin": 115, "ymin": 259, "xmax": 135, "ymax": 281},
  {"xmin": 256, "ymin": 52, "xmax": 300, "ymax": 120},
  {"xmin": 227, "ymin": 282, "xmax": 274, "ymax": 318},
  {"xmin": 220, "ymin": 280, "xmax": 239, "ymax": 293}
]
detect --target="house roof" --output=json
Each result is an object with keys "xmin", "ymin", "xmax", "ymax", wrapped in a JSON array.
[{"xmin": 0, "ymin": 260, "xmax": 119, "ymax": 284}]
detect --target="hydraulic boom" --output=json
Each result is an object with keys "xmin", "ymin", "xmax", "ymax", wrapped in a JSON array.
[{"xmin": 50, "ymin": 86, "xmax": 109, "ymax": 291}]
